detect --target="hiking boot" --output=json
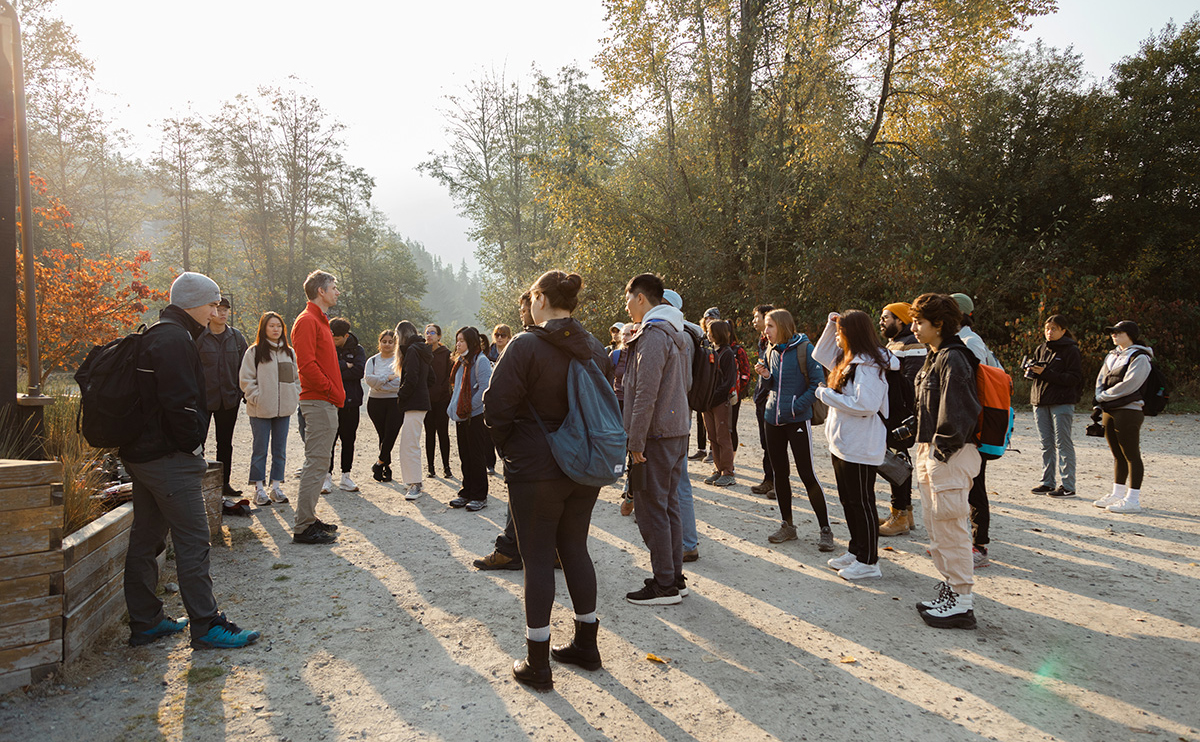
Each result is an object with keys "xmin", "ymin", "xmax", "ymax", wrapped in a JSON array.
[
  {"xmin": 404, "ymin": 484, "xmax": 422, "ymax": 501},
  {"xmin": 254, "ymin": 483, "xmax": 270, "ymax": 506},
  {"xmin": 818, "ymin": 526, "xmax": 835, "ymax": 552},
  {"xmin": 750, "ymin": 479, "xmax": 774, "ymax": 496},
  {"xmin": 129, "ymin": 616, "xmax": 188, "ymax": 647},
  {"xmin": 767, "ymin": 521, "xmax": 797, "ymax": 544},
  {"xmin": 372, "ymin": 462, "xmax": 385, "ymax": 482},
  {"xmin": 879, "ymin": 507, "xmax": 912, "ymax": 536},
  {"xmin": 1108, "ymin": 497, "xmax": 1142, "ymax": 514},
  {"xmin": 620, "ymin": 496, "xmax": 634, "ymax": 517},
  {"xmin": 973, "ymin": 546, "xmax": 989, "ymax": 568},
  {"xmin": 1048, "ymin": 486, "xmax": 1076, "ymax": 499},
  {"xmin": 466, "ymin": 499, "xmax": 488, "ymax": 512},
  {"xmin": 313, "ymin": 519, "xmax": 338, "ymax": 532},
  {"xmin": 551, "ymin": 620, "xmax": 601, "ymax": 671},
  {"xmin": 338, "ymin": 473, "xmax": 359, "ymax": 492},
  {"xmin": 1031, "ymin": 484, "xmax": 1056, "ymax": 494},
  {"xmin": 474, "ymin": 551, "xmax": 523, "ymax": 571},
  {"xmin": 713, "ymin": 474, "xmax": 736, "ymax": 487},
  {"xmin": 827, "ymin": 551, "xmax": 856, "ymax": 570},
  {"xmin": 688, "ymin": 449, "xmax": 707, "ymax": 461},
  {"xmin": 293, "ymin": 523, "xmax": 337, "ymax": 544},
  {"xmin": 449, "ymin": 497, "xmax": 469, "ymax": 508},
  {"xmin": 513, "ymin": 639, "xmax": 553, "ymax": 692},
  {"xmin": 920, "ymin": 591, "xmax": 976, "ymax": 629},
  {"xmin": 321, "ymin": 474, "xmax": 333, "ymax": 494},
  {"xmin": 682, "ymin": 548, "xmax": 699, "ymax": 563},
  {"xmin": 916, "ymin": 580, "xmax": 954, "ymax": 612},
  {"xmin": 703, "ymin": 471, "xmax": 721, "ymax": 485},
  {"xmin": 838, "ymin": 560, "xmax": 882, "ymax": 580},
  {"xmin": 626, "ymin": 580, "xmax": 682, "ymax": 606},
  {"xmin": 191, "ymin": 613, "xmax": 260, "ymax": 649}
]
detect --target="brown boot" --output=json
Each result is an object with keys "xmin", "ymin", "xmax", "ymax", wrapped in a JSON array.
[
  {"xmin": 879, "ymin": 507, "xmax": 912, "ymax": 536},
  {"xmin": 768, "ymin": 520, "xmax": 797, "ymax": 544}
]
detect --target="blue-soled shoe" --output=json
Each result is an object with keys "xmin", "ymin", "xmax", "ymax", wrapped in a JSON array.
[
  {"xmin": 190, "ymin": 613, "xmax": 261, "ymax": 650},
  {"xmin": 129, "ymin": 616, "xmax": 189, "ymax": 647}
]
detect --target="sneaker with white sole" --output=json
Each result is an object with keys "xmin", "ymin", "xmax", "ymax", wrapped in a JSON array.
[
  {"xmin": 973, "ymin": 547, "xmax": 989, "ymax": 568},
  {"xmin": 254, "ymin": 484, "xmax": 270, "ymax": 506},
  {"xmin": 827, "ymin": 551, "xmax": 856, "ymax": 570},
  {"xmin": 269, "ymin": 482, "xmax": 289, "ymax": 503},
  {"xmin": 838, "ymin": 560, "xmax": 882, "ymax": 580},
  {"xmin": 338, "ymin": 473, "xmax": 359, "ymax": 492},
  {"xmin": 404, "ymin": 484, "xmax": 421, "ymax": 501},
  {"xmin": 1093, "ymin": 493, "xmax": 1123, "ymax": 508},
  {"xmin": 1107, "ymin": 498, "xmax": 1142, "ymax": 514},
  {"xmin": 626, "ymin": 580, "xmax": 681, "ymax": 606},
  {"xmin": 321, "ymin": 474, "xmax": 333, "ymax": 494},
  {"xmin": 920, "ymin": 591, "xmax": 976, "ymax": 629}
]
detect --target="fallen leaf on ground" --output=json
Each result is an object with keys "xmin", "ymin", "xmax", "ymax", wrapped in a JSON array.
[
  {"xmin": 839, "ymin": 656, "xmax": 857, "ymax": 664},
  {"xmin": 646, "ymin": 653, "xmax": 670, "ymax": 664},
  {"xmin": 883, "ymin": 546, "xmax": 895, "ymax": 551}
]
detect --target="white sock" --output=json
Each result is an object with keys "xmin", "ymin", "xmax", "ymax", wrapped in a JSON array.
[
  {"xmin": 1124, "ymin": 488, "xmax": 1140, "ymax": 505},
  {"xmin": 254, "ymin": 481, "xmax": 264, "ymax": 489},
  {"xmin": 575, "ymin": 612, "xmax": 597, "ymax": 624},
  {"xmin": 526, "ymin": 625, "xmax": 551, "ymax": 642},
  {"xmin": 1111, "ymin": 483, "xmax": 1127, "ymax": 498}
]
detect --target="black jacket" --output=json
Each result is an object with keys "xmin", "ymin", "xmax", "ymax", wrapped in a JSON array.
[
  {"xmin": 428, "ymin": 344, "xmax": 452, "ymax": 406},
  {"xmin": 914, "ymin": 336, "xmax": 981, "ymax": 462},
  {"xmin": 396, "ymin": 337, "xmax": 434, "ymax": 412},
  {"xmin": 198, "ymin": 324, "xmax": 249, "ymax": 410},
  {"xmin": 336, "ymin": 332, "xmax": 367, "ymax": 408},
  {"xmin": 711, "ymin": 344, "xmax": 736, "ymax": 407},
  {"xmin": 1029, "ymin": 336, "xmax": 1083, "ymax": 407},
  {"xmin": 120, "ymin": 305, "xmax": 209, "ymax": 464},
  {"xmin": 483, "ymin": 317, "xmax": 614, "ymax": 483}
]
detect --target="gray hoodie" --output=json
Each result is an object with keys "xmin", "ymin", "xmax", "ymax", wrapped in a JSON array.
[
  {"xmin": 1096, "ymin": 344, "xmax": 1154, "ymax": 411},
  {"xmin": 622, "ymin": 303, "xmax": 690, "ymax": 451}
]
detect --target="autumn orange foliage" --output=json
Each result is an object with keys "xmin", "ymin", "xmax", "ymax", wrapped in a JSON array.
[{"xmin": 16, "ymin": 172, "xmax": 168, "ymax": 383}]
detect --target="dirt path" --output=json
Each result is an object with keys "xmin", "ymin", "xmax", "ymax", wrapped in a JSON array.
[{"xmin": 3, "ymin": 407, "xmax": 1199, "ymax": 742}]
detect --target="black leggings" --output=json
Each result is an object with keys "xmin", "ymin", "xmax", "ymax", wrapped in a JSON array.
[
  {"xmin": 367, "ymin": 397, "xmax": 402, "ymax": 465},
  {"xmin": 424, "ymin": 403, "xmax": 451, "ymax": 471},
  {"xmin": 730, "ymin": 398, "xmax": 741, "ymax": 451},
  {"xmin": 509, "ymin": 478, "xmax": 599, "ymax": 628},
  {"xmin": 696, "ymin": 410, "xmax": 706, "ymax": 450},
  {"xmin": 764, "ymin": 421, "xmax": 829, "ymax": 528},
  {"xmin": 204, "ymin": 405, "xmax": 238, "ymax": 484},
  {"xmin": 969, "ymin": 459, "xmax": 989, "ymax": 547},
  {"xmin": 1104, "ymin": 409, "xmax": 1144, "ymax": 489},
  {"xmin": 831, "ymin": 456, "xmax": 879, "ymax": 565},
  {"xmin": 330, "ymin": 405, "xmax": 359, "ymax": 473}
]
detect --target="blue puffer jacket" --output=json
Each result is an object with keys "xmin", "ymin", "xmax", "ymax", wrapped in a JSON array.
[{"xmin": 763, "ymin": 333, "xmax": 824, "ymax": 425}]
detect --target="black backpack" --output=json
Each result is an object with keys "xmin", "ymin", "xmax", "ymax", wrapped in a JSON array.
[
  {"xmin": 75, "ymin": 325, "xmax": 152, "ymax": 448},
  {"xmin": 686, "ymin": 330, "xmax": 718, "ymax": 412},
  {"xmin": 1101, "ymin": 349, "xmax": 1170, "ymax": 416}
]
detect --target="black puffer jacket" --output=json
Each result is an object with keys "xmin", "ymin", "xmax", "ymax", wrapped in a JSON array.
[
  {"xmin": 336, "ymin": 332, "xmax": 367, "ymax": 408},
  {"xmin": 396, "ymin": 337, "xmax": 434, "ymax": 412},
  {"xmin": 483, "ymin": 317, "xmax": 614, "ymax": 483},
  {"xmin": 119, "ymin": 305, "xmax": 209, "ymax": 464},
  {"xmin": 1029, "ymin": 336, "xmax": 1083, "ymax": 407},
  {"xmin": 428, "ymin": 344, "xmax": 452, "ymax": 406}
]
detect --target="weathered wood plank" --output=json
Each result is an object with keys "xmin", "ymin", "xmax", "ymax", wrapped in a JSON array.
[
  {"xmin": 0, "ymin": 617, "xmax": 57, "ymax": 648},
  {"xmin": 0, "ymin": 640, "xmax": 62, "ymax": 674},
  {"xmin": 0, "ymin": 485, "xmax": 54, "ymax": 512},
  {"xmin": 0, "ymin": 506, "xmax": 63, "ymax": 534},
  {"xmin": 63, "ymin": 531, "xmax": 131, "ymax": 614},
  {"xmin": 0, "ymin": 530, "xmax": 53, "ymax": 559},
  {"xmin": 63, "ymin": 569, "xmax": 125, "ymax": 664},
  {"xmin": 0, "ymin": 460, "xmax": 63, "ymax": 487},
  {"xmin": 0, "ymin": 550, "xmax": 63, "ymax": 581},
  {"xmin": 0, "ymin": 667, "xmax": 31, "ymax": 695},
  {"xmin": 0, "ymin": 575, "xmax": 50, "ymax": 603},
  {"xmin": 62, "ymin": 502, "xmax": 134, "ymax": 569},
  {"xmin": 0, "ymin": 595, "xmax": 62, "ymax": 628}
]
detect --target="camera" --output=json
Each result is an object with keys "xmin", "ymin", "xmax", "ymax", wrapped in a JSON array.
[
  {"xmin": 1086, "ymin": 422, "xmax": 1105, "ymax": 438},
  {"xmin": 1021, "ymin": 355, "xmax": 1038, "ymax": 380},
  {"xmin": 890, "ymin": 416, "xmax": 917, "ymax": 444}
]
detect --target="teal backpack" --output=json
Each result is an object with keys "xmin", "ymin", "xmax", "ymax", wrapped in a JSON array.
[{"xmin": 529, "ymin": 357, "xmax": 627, "ymax": 487}]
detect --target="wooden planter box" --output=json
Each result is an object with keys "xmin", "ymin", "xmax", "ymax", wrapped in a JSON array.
[{"xmin": 1, "ymin": 458, "xmax": 222, "ymax": 694}]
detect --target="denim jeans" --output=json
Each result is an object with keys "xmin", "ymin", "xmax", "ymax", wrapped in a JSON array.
[
  {"xmin": 677, "ymin": 451, "xmax": 699, "ymax": 551},
  {"xmin": 1035, "ymin": 404, "xmax": 1076, "ymax": 491},
  {"xmin": 249, "ymin": 416, "xmax": 290, "ymax": 483}
]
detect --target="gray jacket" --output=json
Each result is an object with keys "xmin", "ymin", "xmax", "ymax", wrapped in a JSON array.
[
  {"xmin": 198, "ymin": 325, "xmax": 249, "ymax": 411},
  {"xmin": 622, "ymin": 304, "xmax": 690, "ymax": 451}
]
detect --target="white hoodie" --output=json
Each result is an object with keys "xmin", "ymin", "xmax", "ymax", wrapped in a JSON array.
[{"xmin": 813, "ymin": 316, "xmax": 899, "ymax": 466}]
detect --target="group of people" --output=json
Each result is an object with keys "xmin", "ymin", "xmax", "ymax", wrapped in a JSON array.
[{"xmin": 115, "ymin": 267, "xmax": 1157, "ymax": 694}]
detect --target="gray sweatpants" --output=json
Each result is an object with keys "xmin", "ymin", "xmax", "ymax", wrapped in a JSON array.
[
  {"xmin": 124, "ymin": 452, "xmax": 218, "ymax": 640},
  {"xmin": 632, "ymin": 435, "xmax": 688, "ymax": 588},
  {"xmin": 296, "ymin": 400, "xmax": 339, "ymax": 534}
]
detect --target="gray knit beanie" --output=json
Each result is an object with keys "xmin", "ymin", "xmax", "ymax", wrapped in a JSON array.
[{"xmin": 170, "ymin": 272, "xmax": 221, "ymax": 309}]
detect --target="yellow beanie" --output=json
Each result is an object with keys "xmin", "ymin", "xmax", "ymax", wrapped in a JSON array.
[{"xmin": 883, "ymin": 302, "xmax": 913, "ymax": 324}]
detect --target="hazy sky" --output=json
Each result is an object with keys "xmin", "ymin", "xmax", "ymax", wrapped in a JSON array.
[{"xmin": 51, "ymin": 0, "xmax": 1199, "ymax": 273}]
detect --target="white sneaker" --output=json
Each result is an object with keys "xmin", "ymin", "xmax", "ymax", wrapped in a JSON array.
[
  {"xmin": 838, "ymin": 561, "xmax": 882, "ymax": 580},
  {"xmin": 254, "ymin": 484, "xmax": 270, "ymax": 506},
  {"xmin": 321, "ymin": 474, "xmax": 333, "ymax": 494},
  {"xmin": 404, "ymin": 484, "xmax": 421, "ymax": 501},
  {"xmin": 338, "ymin": 473, "xmax": 359, "ymax": 492},
  {"xmin": 1093, "ymin": 493, "xmax": 1123, "ymax": 508},
  {"xmin": 827, "ymin": 551, "xmax": 856, "ymax": 570},
  {"xmin": 269, "ymin": 481, "xmax": 289, "ymax": 503},
  {"xmin": 1107, "ymin": 498, "xmax": 1142, "ymax": 514}
]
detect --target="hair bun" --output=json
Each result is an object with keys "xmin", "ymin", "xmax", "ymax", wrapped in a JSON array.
[{"xmin": 560, "ymin": 273, "xmax": 583, "ymax": 296}]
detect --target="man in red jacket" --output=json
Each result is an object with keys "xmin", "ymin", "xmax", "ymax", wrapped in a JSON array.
[{"xmin": 291, "ymin": 269, "xmax": 346, "ymax": 545}]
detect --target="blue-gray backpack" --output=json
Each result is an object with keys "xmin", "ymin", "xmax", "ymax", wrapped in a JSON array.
[{"xmin": 529, "ymin": 357, "xmax": 627, "ymax": 487}]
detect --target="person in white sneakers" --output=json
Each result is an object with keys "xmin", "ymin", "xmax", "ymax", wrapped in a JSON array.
[
  {"xmin": 909, "ymin": 294, "xmax": 983, "ymax": 629},
  {"xmin": 239, "ymin": 312, "xmax": 300, "ymax": 506},
  {"xmin": 814, "ymin": 310, "xmax": 898, "ymax": 581},
  {"xmin": 1092, "ymin": 320, "xmax": 1152, "ymax": 514}
]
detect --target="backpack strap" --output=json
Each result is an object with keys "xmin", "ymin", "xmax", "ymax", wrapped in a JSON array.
[{"xmin": 794, "ymin": 340, "xmax": 810, "ymax": 389}]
